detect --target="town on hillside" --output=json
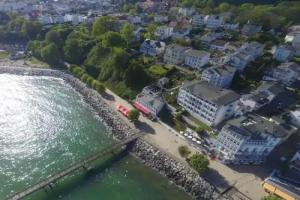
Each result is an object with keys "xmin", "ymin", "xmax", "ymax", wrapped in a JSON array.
[{"xmin": 1, "ymin": 0, "xmax": 300, "ymax": 199}]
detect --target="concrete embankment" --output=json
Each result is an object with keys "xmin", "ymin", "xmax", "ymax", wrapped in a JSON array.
[{"xmin": 0, "ymin": 66, "xmax": 223, "ymax": 200}]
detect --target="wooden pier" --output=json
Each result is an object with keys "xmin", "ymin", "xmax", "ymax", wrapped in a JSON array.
[{"xmin": 7, "ymin": 133, "xmax": 141, "ymax": 200}]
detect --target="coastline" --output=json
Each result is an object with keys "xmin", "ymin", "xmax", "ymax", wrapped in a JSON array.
[{"xmin": 0, "ymin": 65, "xmax": 221, "ymax": 200}]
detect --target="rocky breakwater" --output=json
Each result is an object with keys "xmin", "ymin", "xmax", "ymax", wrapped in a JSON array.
[
  {"xmin": 0, "ymin": 66, "xmax": 222, "ymax": 200},
  {"xmin": 132, "ymin": 139, "xmax": 220, "ymax": 200}
]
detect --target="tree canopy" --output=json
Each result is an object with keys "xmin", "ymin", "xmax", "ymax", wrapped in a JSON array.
[
  {"xmin": 128, "ymin": 109, "xmax": 140, "ymax": 121},
  {"xmin": 188, "ymin": 154, "xmax": 209, "ymax": 173},
  {"xmin": 41, "ymin": 43, "xmax": 60, "ymax": 67}
]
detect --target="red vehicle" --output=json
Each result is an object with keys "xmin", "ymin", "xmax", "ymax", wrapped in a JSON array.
[{"xmin": 116, "ymin": 104, "xmax": 129, "ymax": 117}]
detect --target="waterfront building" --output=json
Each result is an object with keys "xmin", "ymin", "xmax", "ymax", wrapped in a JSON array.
[
  {"xmin": 177, "ymin": 81, "xmax": 240, "ymax": 126},
  {"xmin": 216, "ymin": 114, "xmax": 296, "ymax": 165}
]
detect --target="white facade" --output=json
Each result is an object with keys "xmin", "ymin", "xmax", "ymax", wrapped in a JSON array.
[
  {"xmin": 140, "ymin": 39, "xmax": 166, "ymax": 57},
  {"xmin": 178, "ymin": 7, "xmax": 196, "ymax": 17},
  {"xmin": 184, "ymin": 49, "xmax": 210, "ymax": 69},
  {"xmin": 216, "ymin": 115, "xmax": 293, "ymax": 165},
  {"xmin": 285, "ymin": 32, "xmax": 300, "ymax": 56},
  {"xmin": 164, "ymin": 44, "xmax": 190, "ymax": 65},
  {"xmin": 154, "ymin": 15, "xmax": 168, "ymax": 23},
  {"xmin": 202, "ymin": 66, "xmax": 236, "ymax": 88},
  {"xmin": 290, "ymin": 109, "xmax": 300, "ymax": 128},
  {"xmin": 177, "ymin": 81, "xmax": 240, "ymax": 126},
  {"xmin": 229, "ymin": 42, "xmax": 264, "ymax": 72},
  {"xmin": 210, "ymin": 40, "xmax": 229, "ymax": 51},
  {"xmin": 155, "ymin": 26, "xmax": 173, "ymax": 40},
  {"xmin": 192, "ymin": 14, "xmax": 205, "ymax": 27},
  {"xmin": 204, "ymin": 15, "xmax": 224, "ymax": 29},
  {"xmin": 129, "ymin": 16, "xmax": 142, "ymax": 24}
]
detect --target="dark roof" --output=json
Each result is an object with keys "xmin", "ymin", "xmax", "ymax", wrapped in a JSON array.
[
  {"xmin": 226, "ymin": 114, "xmax": 295, "ymax": 139},
  {"xmin": 257, "ymin": 82, "xmax": 285, "ymax": 96},
  {"xmin": 182, "ymin": 80, "xmax": 240, "ymax": 105},
  {"xmin": 264, "ymin": 170, "xmax": 300, "ymax": 199}
]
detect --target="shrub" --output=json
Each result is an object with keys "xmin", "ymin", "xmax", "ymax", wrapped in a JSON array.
[
  {"xmin": 188, "ymin": 154, "xmax": 209, "ymax": 173},
  {"xmin": 128, "ymin": 109, "xmax": 140, "ymax": 122},
  {"xmin": 178, "ymin": 145, "xmax": 191, "ymax": 158},
  {"xmin": 81, "ymin": 73, "xmax": 89, "ymax": 82},
  {"xmin": 92, "ymin": 80, "xmax": 105, "ymax": 93},
  {"xmin": 86, "ymin": 76, "xmax": 94, "ymax": 87}
]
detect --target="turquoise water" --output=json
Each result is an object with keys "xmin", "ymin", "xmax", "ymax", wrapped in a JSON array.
[{"xmin": 0, "ymin": 74, "xmax": 190, "ymax": 200}]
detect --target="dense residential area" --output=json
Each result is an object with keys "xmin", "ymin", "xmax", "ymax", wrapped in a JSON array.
[{"xmin": 1, "ymin": 0, "xmax": 300, "ymax": 200}]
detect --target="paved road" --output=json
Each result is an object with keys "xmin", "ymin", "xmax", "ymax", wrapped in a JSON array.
[{"xmin": 101, "ymin": 88, "xmax": 268, "ymax": 200}]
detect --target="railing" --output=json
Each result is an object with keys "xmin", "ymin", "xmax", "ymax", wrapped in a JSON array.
[{"xmin": 7, "ymin": 133, "xmax": 142, "ymax": 200}]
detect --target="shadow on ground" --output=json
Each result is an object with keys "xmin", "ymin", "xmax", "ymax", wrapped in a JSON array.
[
  {"xmin": 134, "ymin": 121, "xmax": 155, "ymax": 134},
  {"xmin": 101, "ymin": 92, "xmax": 115, "ymax": 101},
  {"xmin": 202, "ymin": 168, "xmax": 230, "ymax": 192}
]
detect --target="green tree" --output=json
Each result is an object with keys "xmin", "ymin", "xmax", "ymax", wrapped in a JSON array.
[
  {"xmin": 64, "ymin": 38, "xmax": 83, "ymax": 64},
  {"xmin": 28, "ymin": 40, "xmax": 43, "ymax": 59},
  {"xmin": 81, "ymin": 73, "xmax": 90, "ymax": 82},
  {"xmin": 92, "ymin": 80, "xmax": 105, "ymax": 93},
  {"xmin": 101, "ymin": 31, "xmax": 126, "ymax": 48},
  {"xmin": 144, "ymin": 23, "xmax": 157, "ymax": 40},
  {"xmin": 188, "ymin": 154, "xmax": 209, "ymax": 173},
  {"xmin": 262, "ymin": 195, "xmax": 281, "ymax": 200},
  {"xmin": 121, "ymin": 23, "xmax": 135, "ymax": 47},
  {"xmin": 124, "ymin": 62, "xmax": 150, "ymax": 87},
  {"xmin": 178, "ymin": 145, "xmax": 191, "ymax": 158},
  {"xmin": 195, "ymin": 126, "xmax": 205, "ymax": 134},
  {"xmin": 45, "ymin": 30, "xmax": 64, "ymax": 49},
  {"xmin": 218, "ymin": 2, "xmax": 231, "ymax": 12},
  {"xmin": 41, "ymin": 43, "xmax": 60, "ymax": 66},
  {"xmin": 128, "ymin": 109, "xmax": 140, "ymax": 122},
  {"xmin": 22, "ymin": 21, "xmax": 41, "ymax": 40},
  {"xmin": 92, "ymin": 16, "xmax": 116, "ymax": 36}
]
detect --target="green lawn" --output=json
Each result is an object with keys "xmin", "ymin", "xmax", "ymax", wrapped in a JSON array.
[
  {"xmin": 25, "ymin": 57, "xmax": 49, "ymax": 68},
  {"xmin": 147, "ymin": 65, "xmax": 169, "ymax": 78},
  {"xmin": 0, "ymin": 51, "xmax": 9, "ymax": 60}
]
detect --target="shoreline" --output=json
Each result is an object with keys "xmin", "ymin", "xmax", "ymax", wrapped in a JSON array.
[{"xmin": 0, "ymin": 65, "xmax": 221, "ymax": 200}]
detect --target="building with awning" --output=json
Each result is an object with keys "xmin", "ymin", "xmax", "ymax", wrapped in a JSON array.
[
  {"xmin": 262, "ymin": 152, "xmax": 300, "ymax": 200},
  {"xmin": 134, "ymin": 86, "xmax": 165, "ymax": 118}
]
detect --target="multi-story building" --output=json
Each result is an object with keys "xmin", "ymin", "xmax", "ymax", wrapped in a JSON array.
[
  {"xmin": 202, "ymin": 65, "xmax": 236, "ymax": 88},
  {"xmin": 177, "ymin": 81, "xmax": 240, "ymax": 126},
  {"xmin": 262, "ymin": 151, "xmax": 300, "ymax": 200},
  {"xmin": 134, "ymin": 85, "xmax": 165, "ymax": 118},
  {"xmin": 184, "ymin": 49, "xmax": 210, "ymax": 70},
  {"xmin": 204, "ymin": 15, "xmax": 224, "ymax": 29},
  {"xmin": 264, "ymin": 62, "xmax": 300, "ymax": 86},
  {"xmin": 154, "ymin": 15, "xmax": 168, "ymax": 23},
  {"xmin": 178, "ymin": 7, "xmax": 196, "ymax": 17},
  {"xmin": 216, "ymin": 114, "xmax": 295, "ymax": 165},
  {"xmin": 229, "ymin": 42, "xmax": 264, "ymax": 71},
  {"xmin": 210, "ymin": 40, "xmax": 229, "ymax": 51},
  {"xmin": 192, "ymin": 14, "xmax": 205, "ymax": 27},
  {"xmin": 155, "ymin": 26, "xmax": 173, "ymax": 40},
  {"xmin": 273, "ymin": 45, "xmax": 294, "ymax": 62},
  {"xmin": 238, "ymin": 82, "xmax": 284, "ymax": 113},
  {"xmin": 164, "ymin": 44, "xmax": 190, "ymax": 65},
  {"xmin": 241, "ymin": 23, "xmax": 262, "ymax": 37},
  {"xmin": 140, "ymin": 39, "xmax": 166, "ymax": 57}
]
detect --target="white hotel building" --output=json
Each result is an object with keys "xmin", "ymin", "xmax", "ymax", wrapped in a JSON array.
[
  {"xmin": 177, "ymin": 81, "xmax": 240, "ymax": 126},
  {"xmin": 216, "ymin": 114, "xmax": 295, "ymax": 165}
]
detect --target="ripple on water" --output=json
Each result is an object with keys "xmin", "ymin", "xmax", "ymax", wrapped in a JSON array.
[{"xmin": 0, "ymin": 74, "xmax": 191, "ymax": 200}]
